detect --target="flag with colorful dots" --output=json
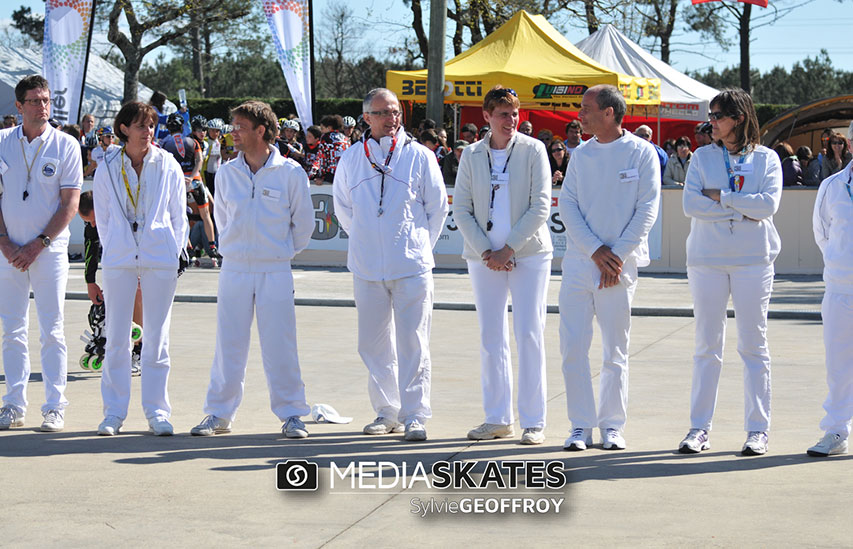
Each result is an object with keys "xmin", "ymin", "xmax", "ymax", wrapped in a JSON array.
[
  {"xmin": 261, "ymin": 0, "xmax": 313, "ymax": 127},
  {"xmin": 42, "ymin": 0, "xmax": 95, "ymax": 126}
]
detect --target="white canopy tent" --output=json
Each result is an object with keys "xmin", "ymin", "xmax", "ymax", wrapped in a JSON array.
[
  {"xmin": 0, "ymin": 44, "xmax": 175, "ymax": 125},
  {"xmin": 576, "ymin": 25, "xmax": 718, "ymax": 123}
]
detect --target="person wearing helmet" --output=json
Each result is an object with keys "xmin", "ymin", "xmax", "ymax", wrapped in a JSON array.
[
  {"xmin": 85, "ymin": 126, "xmax": 120, "ymax": 177},
  {"xmin": 203, "ymin": 118, "xmax": 225, "ymax": 196},
  {"xmin": 342, "ymin": 115, "xmax": 357, "ymax": 144},
  {"xmin": 309, "ymin": 114, "xmax": 350, "ymax": 184},
  {"xmin": 276, "ymin": 118, "xmax": 304, "ymax": 161},
  {"xmin": 161, "ymin": 112, "xmax": 220, "ymax": 264},
  {"xmin": 190, "ymin": 115, "xmax": 209, "ymax": 172}
]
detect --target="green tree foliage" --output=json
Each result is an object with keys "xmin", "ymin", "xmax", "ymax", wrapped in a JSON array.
[
  {"xmin": 11, "ymin": 6, "xmax": 44, "ymax": 44},
  {"xmin": 691, "ymin": 50, "xmax": 853, "ymax": 105}
]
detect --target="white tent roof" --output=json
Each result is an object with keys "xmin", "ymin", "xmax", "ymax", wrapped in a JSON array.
[
  {"xmin": 576, "ymin": 25, "xmax": 718, "ymax": 122},
  {"xmin": 0, "ymin": 44, "xmax": 174, "ymax": 126}
]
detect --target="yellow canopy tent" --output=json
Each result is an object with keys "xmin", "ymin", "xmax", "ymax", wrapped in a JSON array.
[{"xmin": 386, "ymin": 10, "xmax": 661, "ymax": 110}]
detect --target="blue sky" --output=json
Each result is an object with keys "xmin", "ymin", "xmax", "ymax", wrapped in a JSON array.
[{"xmin": 2, "ymin": 0, "xmax": 851, "ymax": 75}]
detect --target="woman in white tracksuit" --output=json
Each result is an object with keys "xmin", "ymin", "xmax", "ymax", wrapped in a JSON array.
[
  {"xmin": 680, "ymin": 89, "xmax": 782, "ymax": 456},
  {"xmin": 93, "ymin": 101, "xmax": 188, "ymax": 436},
  {"xmin": 454, "ymin": 86, "xmax": 553, "ymax": 445}
]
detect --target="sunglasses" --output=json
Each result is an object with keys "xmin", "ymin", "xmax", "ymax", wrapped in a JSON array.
[
  {"xmin": 708, "ymin": 111, "xmax": 731, "ymax": 121},
  {"xmin": 551, "ymin": 147, "xmax": 565, "ymax": 152},
  {"xmin": 830, "ymin": 141, "xmax": 844, "ymax": 145},
  {"xmin": 491, "ymin": 88, "xmax": 518, "ymax": 98}
]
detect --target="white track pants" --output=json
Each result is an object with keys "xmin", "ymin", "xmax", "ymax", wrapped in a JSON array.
[
  {"xmin": 0, "ymin": 249, "xmax": 69, "ymax": 414},
  {"xmin": 468, "ymin": 254, "xmax": 550, "ymax": 428},
  {"xmin": 819, "ymin": 291, "xmax": 853, "ymax": 438},
  {"xmin": 101, "ymin": 268, "xmax": 177, "ymax": 420},
  {"xmin": 687, "ymin": 263, "xmax": 773, "ymax": 432},
  {"xmin": 203, "ymin": 268, "xmax": 309, "ymax": 421},
  {"xmin": 559, "ymin": 258, "xmax": 637, "ymax": 431},
  {"xmin": 353, "ymin": 272, "xmax": 433, "ymax": 424}
]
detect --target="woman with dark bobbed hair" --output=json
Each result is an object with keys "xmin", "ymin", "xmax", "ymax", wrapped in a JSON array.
[
  {"xmin": 820, "ymin": 132, "xmax": 852, "ymax": 181},
  {"xmin": 680, "ymin": 88, "xmax": 783, "ymax": 456},
  {"xmin": 93, "ymin": 101, "xmax": 188, "ymax": 436}
]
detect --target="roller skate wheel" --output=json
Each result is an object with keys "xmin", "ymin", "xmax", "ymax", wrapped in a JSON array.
[
  {"xmin": 90, "ymin": 356, "xmax": 104, "ymax": 371},
  {"xmin": 80, "ymin": 354, "xmax": 91, "ymax": 370},
  {"xmin": 131, "ymin": 324, "xmax": 143, "ymax": 342}
]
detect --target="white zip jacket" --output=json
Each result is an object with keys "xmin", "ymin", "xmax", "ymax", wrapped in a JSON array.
[
  {"xmin": 683, "ymin": 143, "xmax": 782, "ymax": 267},
  {"xmin": 93, "ymin": 146, "xmax": 188, "ymax": 271},
  {"xmin": 333, "ymin": 125, "xmax": 448, "ymax": 282},
  {"xmin": 559, "ymin": 130, "xmax": 660, "ymax": 267},
  {"xmin": 813, "ymin": 160, "xmax": 853, "ymax": 294},
  {"xmin": 214, "ymin": 146, "xmax": 314, "ymax": 272}
]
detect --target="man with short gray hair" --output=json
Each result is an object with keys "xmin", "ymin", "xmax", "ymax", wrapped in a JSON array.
[
  {"xmin": 634, "ymin": 124, "xmax": 668, "ymax": 176},
  {"xmin": 333, "ymin": 88, "xmax": 448, "ymax": 442},
  {"xmin": 559, "ymin": 84, "xmax": 660, "ymax": 451}
]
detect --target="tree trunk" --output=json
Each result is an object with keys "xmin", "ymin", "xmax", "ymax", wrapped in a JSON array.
[
  {"xmin": 410, "ymin": 0, "xmax": 429, "ymax": 62},
  {"xmin": 190, "ymin": 13, "xmax": 203, "ymax": 95},
  {"xmin": 123, "ymin": 57, "xmax": 140, "ymax": 104},
  {"xmin": 584, "ymin": 0, "xmax": 599, "ymax": 34},
  {"xmin": 202, "ymin": 20, "xmax": 212, "ymax": 98},
  {"xmin": 739, "ymin": 3, "xmax": 751, "ymax": 93}
]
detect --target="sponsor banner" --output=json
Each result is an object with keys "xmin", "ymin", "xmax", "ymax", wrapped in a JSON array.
[
  {"xmin": 306, "ymin": 186, "xmax": 662, "ymax": 261},
  {"xmin": 42, "ymin": 0, "xmax": 94, "ymax": 125},
  {"xmin": 260, "ymin": 0, "xmax": 313, "ymax": 127}
]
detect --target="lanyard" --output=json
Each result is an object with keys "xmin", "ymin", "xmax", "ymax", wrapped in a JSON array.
[
  {"xmin": 20, "ymin": 138, "xmax": 44, "ymax": 201},
  {"xmin": 120, "ymin": 148, "xmax": 142, "ymax": 232},
  {"xmin": 364, "ymin": 133, "xmax": 398, "ymax": 216},
  {"xmin": 846, "ymin": 171, "xmax": 853, "ymax": 203},
  {"xmin": 722, "ymin": 148, "xmax": 747, "ymax": 192},
  {"xmin": 486, "ymin": 141, "xmax": 516, "ymax": 231}
]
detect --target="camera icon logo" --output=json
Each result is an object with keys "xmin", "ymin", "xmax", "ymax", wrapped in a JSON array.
[{"xmin": 276, "ymin": 459, "xmax": 319, "ymax": 491}]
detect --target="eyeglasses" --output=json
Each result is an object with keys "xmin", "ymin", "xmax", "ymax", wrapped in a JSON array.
[
  {"xmin": 22, "ymin": 98, "xmax": 50, "ymax": 106},
  {"xmin": 708, "ymin": 111, "xmax": 730, "ymax": 121},
  {"xmin": 366, "ymin": 110, "xmax": 402, "ymax": 118},
  {"xmin": 830, "ymin": 140, "xmax": 844, "ymax": 145},
  {"xmin": 551, "ymin": 147, "xmax": 565, "ymax": 152}
]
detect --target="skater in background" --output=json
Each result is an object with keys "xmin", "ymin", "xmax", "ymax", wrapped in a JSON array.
[
  {"xmin": 93, "ymin": 101, "xmax": 188, "ymax": 436},
  {"xmin": 453, "ymin": 85, "xmax": 553, "ymax": 445},
  {"xmin": 78, "ymin": 191, "xmax": 143, "ymax": 375},
  {"xmin": 0, "ymin": 75, "xmax": 82, "ymax": 432},
  {"xmin": 679, "ymin": 88, "xmax": 782, "ymax": 456},
  {"xmin": 190, "ymin": 101, "xmax": 314, "ymax": 438}
]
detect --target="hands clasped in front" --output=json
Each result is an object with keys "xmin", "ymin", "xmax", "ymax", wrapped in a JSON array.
[
  {"xmin": 592, "ymin": 244, "xmax": 622, "ymax": 289},
  {"xmin": 1, "ymin": 239, "xmax": 43, "ymax": 272},
  {"xmin": 481, "ymin": 245, "xmax": 515, "ymax": 272}
]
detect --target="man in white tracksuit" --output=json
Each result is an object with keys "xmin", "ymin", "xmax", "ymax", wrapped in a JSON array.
[
  {"xmin": 0, "ymin": 75, "xmax": 81, "ymax": 432},
  {"xmin": 808, "ymin": 121, "xmax": 853, "ymax": 457},
  {"xmin": 191, "ymin": 101, "xmax": 314, "ymax": 439},
  {"xmin": 94, "ymin": 101, "xmax": 188, "ymax": 436},
  {"xmin": 559, "ymin": 85, "xmax": 660, "ymax": 451},
  {"xmin": 333, "ymin": 88, "xmax": 448, "ymax": 442}
]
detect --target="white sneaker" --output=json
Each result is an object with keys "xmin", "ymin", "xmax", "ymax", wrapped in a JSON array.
[
  {"xmin": 363, "ymin": 416, "xmax": 404, "ymax": 435},
  {"xmin": 467, "ymin": 422, "xmax": 514, "ymax": 440},
  {"xmin": 564, "ymin": 427, "xmax": 593, "ymax": 451},
  {"xmin": 40, "ymin": 410, "xmax": 64, "ymax": 432},
  {"xmin": 0, "ymin": 406, "xmax": 25, "ymax": 430},
  {"xmin": 282, "ymin": 416, "xmax": 308, "ymax": 439},
  {"xmin": 190, "ymin": 415, "xmax": 232, "ymax": 436},
  {"xmin": 742, "ymin": 431, "xmax": 768, "ymax": 455},
  {"xmin": 404, "ymin": 419, "xmax": 427, "ymax": 441},
  {"xmin": 148, "ymin": 416, "xmax": 174, "ymax": 436},
  {"xmin": 98, "ymin": 415, "xmax": 123, "ymax": 436},
  {"xmin": 807, "ymin": 432, "xmax": 848, "ymax": 457},
  {"xmin": 520, "ymin": 427, "xmax": 545, "ymax": 445},
  {"xmin": 678, "ymin": 429, "xmax": 710, "ymax": 454},
  {"xmin": 602, "ymin": 428, "xmax": 626, "ymax": 450}
]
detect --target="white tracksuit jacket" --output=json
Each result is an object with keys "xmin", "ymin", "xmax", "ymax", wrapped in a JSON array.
[
  {"xmin": 93, "ymin": 146, "xmax": 188, "ymax": 269},
  {"xmin": 332, "ymin": 126, "xmax": 448, "ymax": 281},
  {"xmin": 214, "ymin": 146, "xmax": 314, "ymax": 271},
  {"xmin": 813, "ymin": 160, "xmax": 853, "ymax": 294}
]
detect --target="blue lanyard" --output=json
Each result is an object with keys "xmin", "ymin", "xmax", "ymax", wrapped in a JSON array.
[
  {"xmin": 846, "ymin": 171, "xmax": 852, "ymax": 203},
  {"xmin": 722, "ymin": 148, "xmax": 747, "ymax": 192}
]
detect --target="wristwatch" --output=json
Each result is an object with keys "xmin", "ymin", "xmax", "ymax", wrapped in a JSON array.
[{"xmin": 37, "ymin": 234, "xmax": 51, "ymax": 248}]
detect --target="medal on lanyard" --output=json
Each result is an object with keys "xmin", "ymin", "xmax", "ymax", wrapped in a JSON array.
[
  {"xmin": 20, "ymin": 138, "xmax": 45, "ymax": 201},
  {"xmin": 120, "ymin": 148, "xmax": 141, "ymax": 232},
  {"xmin": 364, "ymin": 133, "xmax": 397, "ymax": 216},
  {"xmin": 486, "ymin": 141, "xmax": 515, "ymax": 231},
  {"xmin": 723, "ymin": 148, "xmax": 747, "ymax": 192}
]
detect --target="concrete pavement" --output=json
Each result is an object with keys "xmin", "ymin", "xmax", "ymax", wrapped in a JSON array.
[{"xmin": 1, "ymin": 266, "xmax": 849, "ymax": 547}]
